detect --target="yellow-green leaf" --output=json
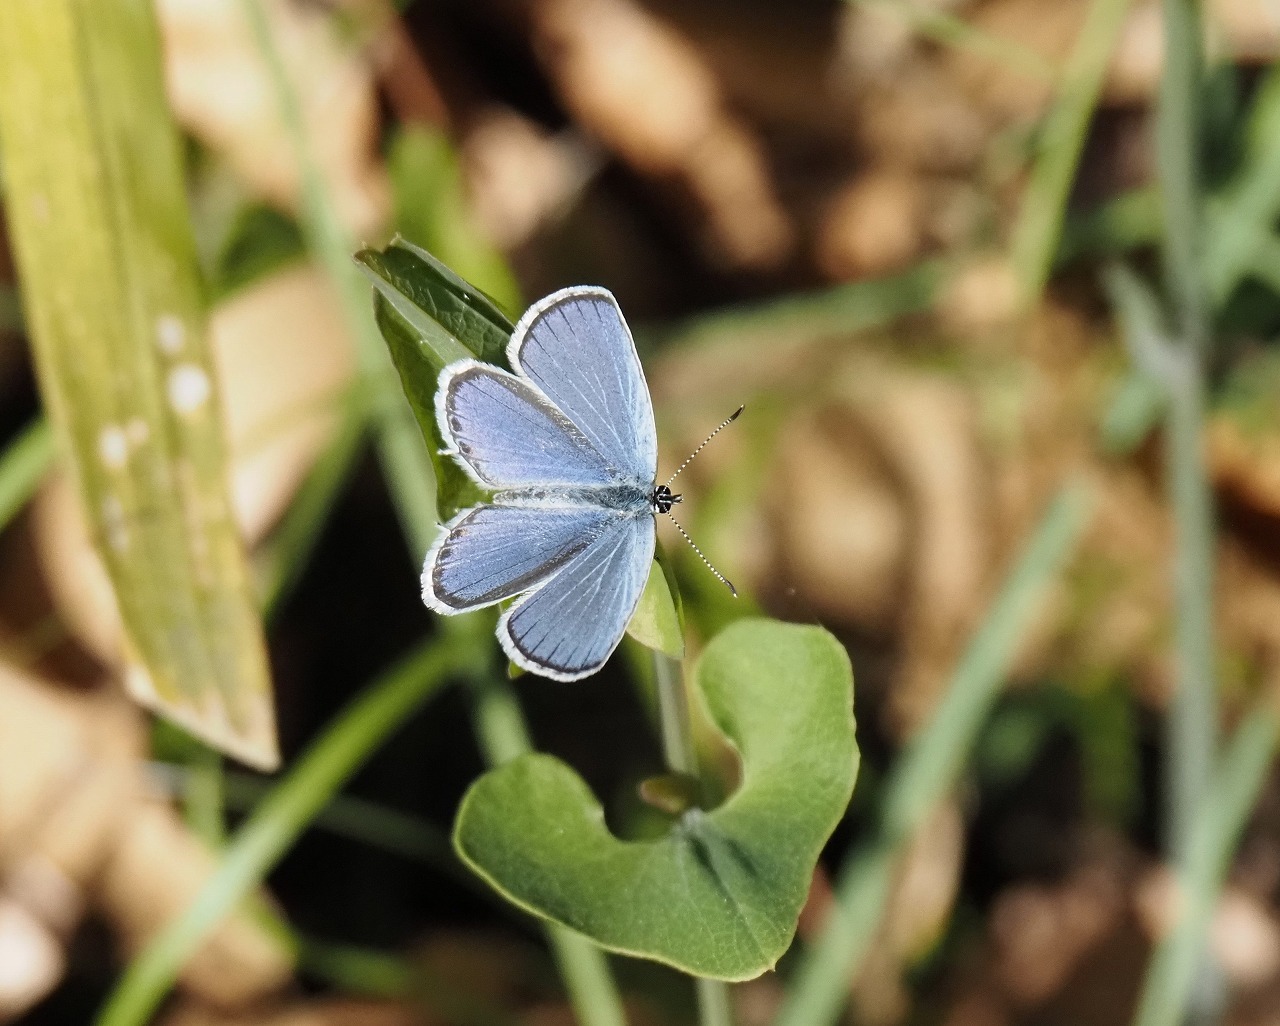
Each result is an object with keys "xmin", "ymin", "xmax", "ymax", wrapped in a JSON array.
[
  {"xmin": 0, "ymin": 0, "xmax": 278, "ymax": 768},
  {"xmin": 626, "ymin": 547, "xmax": 685, "ymax": 659}
]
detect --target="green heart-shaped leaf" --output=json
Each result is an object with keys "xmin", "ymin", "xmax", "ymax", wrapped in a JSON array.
[{"xmin": 453, "ymin": 618, "xmax": 858, "ymax": 979}]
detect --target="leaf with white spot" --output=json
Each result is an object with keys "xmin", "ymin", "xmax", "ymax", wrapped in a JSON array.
[{"xmin": 0, "ymin": 0, "xmax": 278, "ymax": 768}]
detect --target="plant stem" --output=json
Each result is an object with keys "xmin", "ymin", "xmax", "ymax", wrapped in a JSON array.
[
  {"xmin": 466, "ymin": 670, "xmax": 628, "ymax": 1026},
  {"xmin": 1117, "ymin": 7, "xmax": 1223, "ymax": 1021},
  {"xmin": 238, "ymin": 0, "xmax": 438, "ymax": 556},
  {"xmin": 655, "ymin": 650, "xmax": 696, "ymax": 775},
  {"xmin": 1131, "ymin": 707, "xmax": 1279, "ymax": 1026},
  {"xmin": 1157, "ymin": 0, "xmax": 1208, "ymax": 352},
  {"xmin": 1010, "ymin": 0, "xmax": 1135, "ymax": 305},
  {"xmin": 653, "ymin": 652, "xmax": 735, "ymax": 1026},
  {"xmin": 1164, "ymin": 351, "xmax": 1217, "ymax": 865},
  {"xmin": 697, "ymin": 976, "xmax": 735, "ymax": 1026},
  {"xmin": 1155, "ymin": 0, "xmax": 1218, "ymax": 915}
]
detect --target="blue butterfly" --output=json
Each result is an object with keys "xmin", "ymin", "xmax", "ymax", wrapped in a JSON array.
[{"xmin": 421, "ymin": 286, "xmax": 736, "ymax": 681}]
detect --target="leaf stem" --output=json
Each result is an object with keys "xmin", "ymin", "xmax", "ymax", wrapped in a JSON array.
[
  {"xmin": 1157, "ymin": 0, "xmax": 1209, "ymax": 351},
  {"xmin": 1151, "ymin": 11, "xmax": 1222, "ymax": 1021},
  {"xmin": 1130, "ymin": 707, "xmax": 1279, "ymax": 1026},
  {"xmin": 697, "ymin": 976, "xmax": 736, "ymax": 1026},
  {"xmin": 653, "ymin": 651, "xmax": 735, "ymax": 1026},
  {"xmin": 655, "ymin": 651, "xmax": 696, "ymax": 776}
]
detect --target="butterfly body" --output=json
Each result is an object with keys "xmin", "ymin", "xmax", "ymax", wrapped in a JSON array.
[{"xmin": 422, "ymin": 286, "xmax": 661, "ymax": 682}]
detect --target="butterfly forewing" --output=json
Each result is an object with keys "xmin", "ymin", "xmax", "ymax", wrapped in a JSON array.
[
  {"xmin": 423, "ymin": 503, "xmax": 615, "ymax": 613},
  {"xmin": 498, "ymin": 514, "xmax": 656, "ymax": 681},
  {"xmin": 437, "ymin": 361, "xmax": 620, "ymax": 489},
  {"xmin": 509, "ymin": 288, "xmax": 658, "ymax": 486}
]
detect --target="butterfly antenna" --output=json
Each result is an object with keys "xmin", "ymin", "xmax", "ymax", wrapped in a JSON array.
[
  {"xmin": 664, "ymin": 405, "xmax": 744, "ymax": 487},
  {"xmin": 665, "ymin": 512, "xmax": 738, "ymax": 597}
]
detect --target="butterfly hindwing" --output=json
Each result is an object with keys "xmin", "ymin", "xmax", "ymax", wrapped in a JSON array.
[
  {"xmin": 508, "ymin": 288, "xmax": 658, "ymax": 487},
  {"xmin": 497, "ymin": 513, "xmax": 656, "ymax": 681},
  {"xmin": 423, "ymin": 503, "xmax": 615, "ymax": 613}
]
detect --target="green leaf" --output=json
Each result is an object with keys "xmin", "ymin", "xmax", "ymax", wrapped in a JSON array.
[
  {"xmin": 453, "ymin": 618, "xmax": 858, "ymax": 980},
  {"xmin": 0, "ymin": 0, "xmax": 277, "ymax": 768},
  {"xmin": 212, "ymin": 203, "xmax": 305, "ymax": 301},
  {"xmin": 356, "ymin": 237, "xmax": 514, "ymax": 372},
  {"xmin": 356, "ymin": 237, "xmax": 518, "ymax": 520},
  {"xmin": 626, "ymin": 545, "xmax": 685, "ymax": 659},
  {"xmin": 369, "ymin": 290, "xmax": 482, "ymax": 520}
]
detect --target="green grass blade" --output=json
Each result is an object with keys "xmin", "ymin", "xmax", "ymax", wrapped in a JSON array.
[
  {"xmin": 0, "ymin": 418, "xmax": 54, "ymax": 533},
  {"xmin": 1156, "ymin": 0, "xmax": 1208, "ymax": 351},
  {"xmin": 773, "ymin": 481, "xmax": 1094, "ymax": 1026},
  {"xmin": 1131, "ymin": 707, "xmax": 1280, "ymax": 1026},
  {"xmin": 246, "ymin": 2, "xmax": 628, "ymax": 1013},
  {"xmin": 95, "ymin": 638, "xmax": 460, "ymax": 1026},
  {"xmin": 0, "ymin": 283, "xmax": 22, "ymax": 332},
  {"xmin": 1011, "ymin": 0, "xmax": 1135, "ymax": 305},
  {"xmin": 296, "ymin": 936, "xmax": 517, "ymax": 1025},
  {"xmin": 236, "ymin": 0, "xmax": 439, "ymax": 561},
  {"xmin": 0, "ymin": 0, "xmax": 277, "ymax": 767},
  {"xmin": 256, "ymin": 388, "xmax": 370, "ymax": 616},
  {"xmin": 1057, "ymin": 185, "xmax": 1162, "ymax": 266},
  {"xmin": 1204, "ymin": 65, "xmax": 1280, "ymax": 304},
  {"xmin": 850, "ymin": 0, "xmax": 1054, "ymax": 81},
  {"xmin": 651, "ymin": 261, "xmax": 942, "ymax": 350}
]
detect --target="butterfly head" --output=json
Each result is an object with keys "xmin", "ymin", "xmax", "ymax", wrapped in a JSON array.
[{"xmin": 651, "ymin": 484, "xmax": 681, "ymax": 514}]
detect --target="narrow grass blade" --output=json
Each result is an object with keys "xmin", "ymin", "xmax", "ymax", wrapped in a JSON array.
[
  {"xmin": 0, "ymin": 418, "xmax": 54, "ymax": 533},
  {"xmin": 1057, "ymin": 185, "xmax": 1162, "ymax": 266},
  {"xmin": 1011, "ymin": 0, "xmax": 1135, "ymax": 305},
  {"xmin": 237, "ymin": 0, "xmax": 439, "ymax": 561},
  {"xmin": 773, "ymin": 481, "xmax": 1094, "ymax": 1026},
  {"xmin": 0, "ymin": 0, "xmax": 277, "ymax": 767},
  {"xmin": 1131, "ymin": 707, "xmax": 1280, "ymax": 1026},
  {"xmin": 1205, "ymin": 65, "xmax": 1280, "ymax": 304},
  {"xmin": 653, "ymin": 261, "xmax": 942, "ymax": 351},
  {"xmin": 256, "ymin": 387, "xmax": 370, "ymax": 617},
  {"xmin": 0, "ymin": 284, "xmax": 22, "ymax": 332},
  {"xmin": 95, "ymin": 638, "xmax": 460, "ymax": 1026},
  {"xmin": 850, "ymin": 0, "xmax": 1054, "ymax": 82}
]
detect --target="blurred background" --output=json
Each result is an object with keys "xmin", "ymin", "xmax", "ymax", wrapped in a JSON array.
[{"xmin": 3, "ymin": 0, "xmax": 1280, "ymax": 1023}]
